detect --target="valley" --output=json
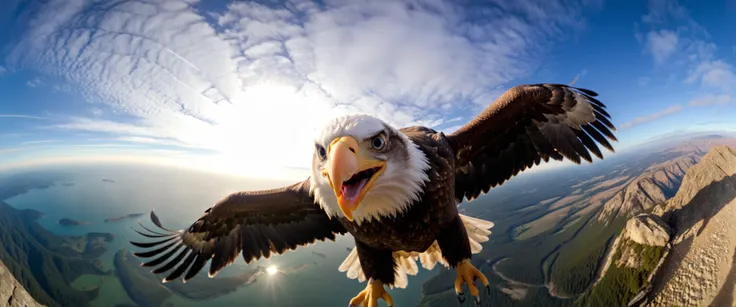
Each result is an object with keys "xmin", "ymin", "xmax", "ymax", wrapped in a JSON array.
[{"xmin": 419, "ymin": 135, "xmax": 736, "ymax": 306}]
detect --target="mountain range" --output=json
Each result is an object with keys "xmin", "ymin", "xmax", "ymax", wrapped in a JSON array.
[
  {"xmin": 576, "ymin": 144, "xmax": 736, "ymax": 306},
  {"xmin": 2, "ymin": 135, "xmax": 736, "ymax": 307}
]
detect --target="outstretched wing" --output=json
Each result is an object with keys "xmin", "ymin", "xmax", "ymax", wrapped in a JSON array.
[
  {"xmin": 447, "ymin": 84, "xmax": 617, "ymax": 203},
  {"xmin": 130, "ymin": 178, "xmax": 347, "ymax": 283}
]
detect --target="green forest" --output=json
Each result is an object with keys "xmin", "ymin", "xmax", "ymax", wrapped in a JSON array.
[
  {"xmin": 580, "ymin": 241, "xmax": 665, "ymax": 306},
  {"xmin": 548, "ymin": 216, "xmax": 627, "ymax": 296}
]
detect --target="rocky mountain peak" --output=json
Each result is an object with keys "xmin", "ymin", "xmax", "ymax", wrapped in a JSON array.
[
  {"xmin": 643, "ymin": 146, "xmax": 736, "ymax": 306},
  {"xmin": 622, "ymin": 214, "xmax": 672, "ymax": 247},
  {"xmin": 597, "ymin": 153, "xmax": 700, "ymax": 223},
  {"xmin": 653, "ymin": 145, "xmax": 736, "ymax": 232}
]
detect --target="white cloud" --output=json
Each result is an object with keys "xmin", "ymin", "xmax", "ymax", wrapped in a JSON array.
[
  {"xmin": 0, "ymin": 66, "xmax": 6, "ymax": 75},
  {"xmin": 688, "ymin": 93, "xmax": 733, "ymax": 106},
  {"xmin": 645, "ymin": 29, "xmax": 678, "ymax": 64},
  {"xmin": 637, "ymin": 0, "xmax": 735, "ymax": 117},
  {"xmin": 685, "ymin": 60, "xmax": 736, "ymax": 92},
  {"xmin": 25, "ymin": 77, "xmax": 43, "ymax": 87},
  {"xmin": 115, "ymin": 136, "xmax": 194, "ymax": 148},
  {"xmin": 619, "ymin": 104, "xmax": 684, "ymax": 129},
  {"xmin": 6, "ymin": 0, "xmax": 600, "ymax": 175}
]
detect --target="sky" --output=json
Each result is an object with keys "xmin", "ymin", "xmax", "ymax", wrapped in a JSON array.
[{"xmin": 0, "ymin": 0, "xmax": 735, "ymax": 180}]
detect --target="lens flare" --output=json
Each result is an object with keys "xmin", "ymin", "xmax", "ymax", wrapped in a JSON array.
[{"xmin": 266, "ymin": 265, "xmax": 278, "ymax": 276}]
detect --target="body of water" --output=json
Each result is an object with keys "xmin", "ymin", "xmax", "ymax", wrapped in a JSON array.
[{"xmin": 2, "ymin": 163, "xmax": 437, "ymax": 307}]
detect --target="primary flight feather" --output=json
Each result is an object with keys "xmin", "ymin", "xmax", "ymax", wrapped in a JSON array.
[{"xmin": 131, "ymin": 83, "xmax": 617, "ymax": 307}]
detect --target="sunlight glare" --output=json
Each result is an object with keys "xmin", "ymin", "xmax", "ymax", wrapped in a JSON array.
[
  {"xmin": 200, "ymin": 81, "xmax": 340, "ymax": 178},
  {"xmin": 266, "ymin": 265, "xmax": 279, "ymax": 276}
]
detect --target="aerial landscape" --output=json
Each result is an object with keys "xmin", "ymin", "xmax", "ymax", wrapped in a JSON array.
[{"xmin": 1, "ymin": 0, "xmax": 736, "ymax": 307}]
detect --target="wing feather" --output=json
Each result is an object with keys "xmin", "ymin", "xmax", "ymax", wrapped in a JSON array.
[
  {"xmin": 448, "ymin": 84, "xmax": 617, "ymax": 202},
  {"xmin": 130, "ymin": 178, "xmax": 347, "ymax": 283},
  {"xmin": 141, "ymin": 245, "xmax": 182, "ymax": 268}
]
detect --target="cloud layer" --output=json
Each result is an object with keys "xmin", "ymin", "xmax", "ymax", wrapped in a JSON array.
[{"xmin": 6, "ymin": 0, "xmax": 599, "ymax": 173}]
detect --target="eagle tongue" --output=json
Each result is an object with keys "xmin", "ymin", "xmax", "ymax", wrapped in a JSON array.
[{"xmin": 341, "ymin": 178, "xmax": 368, "ymax": 203}]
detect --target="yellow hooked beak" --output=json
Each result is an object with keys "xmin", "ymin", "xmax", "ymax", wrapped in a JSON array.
[{"xmin": 322, "ymin": 136, "xmax": 386, "ymax": 221}]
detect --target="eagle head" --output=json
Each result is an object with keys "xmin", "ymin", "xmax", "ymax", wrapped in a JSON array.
[{"xmin": 309, "ymin": 114, "xmax": 430, "ymax": 225}]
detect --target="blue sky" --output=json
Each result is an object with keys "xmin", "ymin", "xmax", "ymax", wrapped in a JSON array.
[{"xmin": 0, "ymin": 0, "xmax": 735, "ymax": 180}]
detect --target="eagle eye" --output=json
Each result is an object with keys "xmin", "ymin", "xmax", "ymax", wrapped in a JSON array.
[
  {"xmin": 316, "ymin": 145, "xmax": 327, "ymax": 160},
  {"xmin": 371, "ymin": 135, "xmax": 386, "ymax": 150}
]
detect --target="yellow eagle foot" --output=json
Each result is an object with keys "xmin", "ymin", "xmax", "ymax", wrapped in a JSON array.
[
  {"xmin": 454, "ymin": 259, "xmax": 490, "ymax": 307},
  {"xmin": 348, "ymin": 279, "xmax": 393, "ymax": 307}
]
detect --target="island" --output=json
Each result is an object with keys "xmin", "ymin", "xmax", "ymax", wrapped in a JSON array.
[
  {"xmin": 101, "ymin": 178, "xmax": 116, "ymax": 183},
  {"xmin": 61, "ymin": 182, "xmax": 75, "ymax": 187},
  {"xmin": 104, "ymin": 213, "xmax": 144, "ymax": 223},
  {"xmin": 59, "ymin": 218, "xmax": 91, "ymax": 226}
]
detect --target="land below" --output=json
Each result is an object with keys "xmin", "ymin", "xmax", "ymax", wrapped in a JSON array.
[
  {"xmin": 59, "ymin": 218, "xmax": 92, "ymax": 226},
  {"xmin": 104, "ymin": 213, "xmax": 144, "ymax": 223},
  {"xmin": 418, "ymin": 134, "xmax": 736, "ymax": 306}
]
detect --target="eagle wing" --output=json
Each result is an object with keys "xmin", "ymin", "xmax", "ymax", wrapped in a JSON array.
[
  {"xmin": 130, "ymin": 178, "xmax": 347, "ymax": 282},
  {"xmin": 447, "ymin": 84, "xmax": 617, "ymax": 203}
]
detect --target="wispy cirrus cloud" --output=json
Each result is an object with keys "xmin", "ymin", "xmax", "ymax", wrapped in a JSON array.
[
  {"xmin": 0, "ymin": 114, "xmax": 45, "ymax": 119},
  {"xmin": 5, "ymin": 0, "xmax": 601, "ymax": 174},
  {"xmin": 20, "ymin": 140, "xmax": 59, "ymax": 145},
  {"xmin": 619, "ymin": 104, "xmax": 684, "ymax": 129}
]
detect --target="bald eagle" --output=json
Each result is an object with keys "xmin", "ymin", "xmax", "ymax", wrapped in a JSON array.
[{"xmin": 131, "ymin": 84, "xmax": 617, "ymax": 307}]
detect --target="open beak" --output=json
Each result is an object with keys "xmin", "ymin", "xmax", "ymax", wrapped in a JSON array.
[{"xmin": 322, "ymin": 136, "xmax": 386, "ymax": 221}]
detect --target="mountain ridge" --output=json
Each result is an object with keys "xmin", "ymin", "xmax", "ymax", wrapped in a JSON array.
[
  {"xmin": 596, "ymin": 153, "xmax": 700, "ymax": 223},
  {"xmin": 587, "ymin": 145, "xmax": 736, "ymax": 306},
  {"xmin": 646, "ymin": 145, "xmax": 736, "ymax": 306}
]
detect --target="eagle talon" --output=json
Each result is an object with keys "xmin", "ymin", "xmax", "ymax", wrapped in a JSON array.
[
  {"xmin": 456, "ymin": 290, "xmax": 465, "ymax": 303},
  {"xmin": 348, "ymin": 279, "xmax": 393, "ymax": 307},
  {"xmin": 454, "ymin": 259, "xmax": 490, "ymax": 305}
]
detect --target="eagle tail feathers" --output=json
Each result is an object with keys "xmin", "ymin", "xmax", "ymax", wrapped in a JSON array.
[{"xmin": 339, "ymin": 214, "xmax": 494, "ymax": 289}]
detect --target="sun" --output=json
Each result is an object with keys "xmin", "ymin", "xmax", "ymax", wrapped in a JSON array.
[{"xmin": 266, "ymin": 265, "xmax": 279, "ymax": 276}]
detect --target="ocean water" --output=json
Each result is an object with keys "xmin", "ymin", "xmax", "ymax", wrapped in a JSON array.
[{"xmin": 2, "ymin": 163, "xmax": 437, "ymax": 307}]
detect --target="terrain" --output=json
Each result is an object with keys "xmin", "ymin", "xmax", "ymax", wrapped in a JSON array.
[
  {"xmin": 0, "ymin": 203, "xmax": 110, "ymax": 306},
  {"xmin": 2, "ymin": 134, "xmax": 736, "ymax": 307},
  {"xmin": 646, "ymin": 146, "xmax": 736, "ymax": 306},
  {"xmin": 0, "ymin": 173, "xmax": 117, "ymax": 307},
  {"xmin": 58, "ymin": 218, "xmax": 92, "ymax": 226},
  {"xmin": 0, "ymin": 261, "xmax": 45, "ymax": 307},
  {"xmin": 419, "ymin": 135, "xmax": 736, "ymax": 307},
  {"xmin": 571, "ymin": 145, "xmax": 736, "ymax": 307},
  {"xmin": 581, "ymin": 214, "xmax": 671, "ymax": 306},
  {"xmin": 104, "ymin": 213, "xmax": 144, "ymax": 223}
]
